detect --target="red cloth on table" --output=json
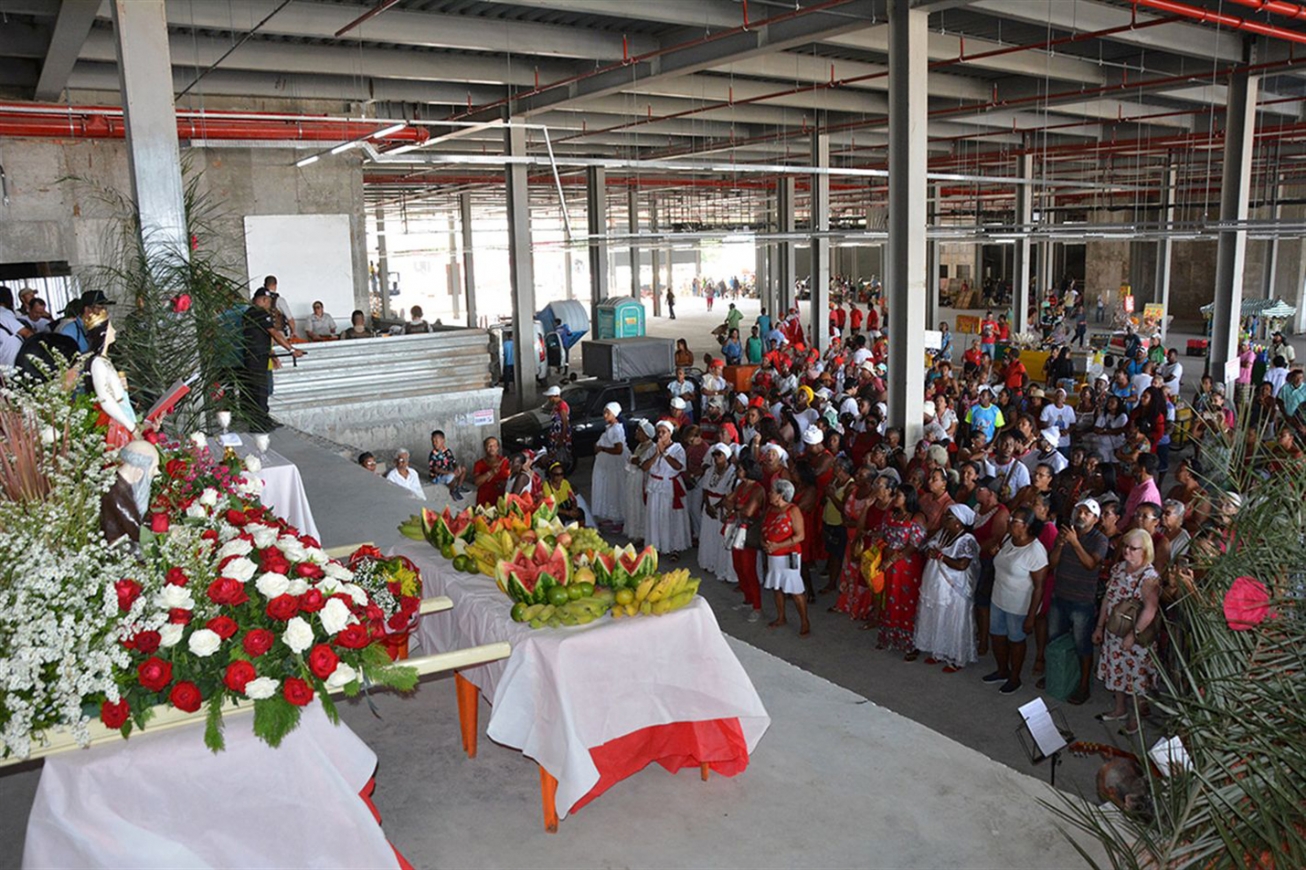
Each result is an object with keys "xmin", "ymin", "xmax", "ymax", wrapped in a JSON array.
[
  {"xmin": 359, "ymin": 777, "xmax": 416, "ymax": 870},
  {"xmin": 568, "ymin": 718, "xmax": 750, "ymax": 815}
]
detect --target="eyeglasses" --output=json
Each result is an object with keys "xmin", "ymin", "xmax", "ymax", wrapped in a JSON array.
[{"xmin": 1122, "ymin": 544, "xmax": 1143, "ymax": 552}]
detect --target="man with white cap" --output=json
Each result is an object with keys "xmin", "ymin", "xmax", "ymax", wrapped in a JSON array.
[
  {"xmin": 642, "ymin": 419, "xmax": 692, "ymax": 559},
  {"xmin": 1045, "ymin": 497, "xmax": 1110, "ymax": 705},
  {"xmin": 590, "ymin": 401, "xmax": 628, "ymax": 528},
  {"xmin": 1027, "ymin": 428, "xmax": 1069, "ymax": 476},
  {"xmin": 667, "ymin": 367, "xmax": 696, "ymax": 412},
  {"xmin": 666, "ymin": 395, "xmax": 693, "ymax": 430}
]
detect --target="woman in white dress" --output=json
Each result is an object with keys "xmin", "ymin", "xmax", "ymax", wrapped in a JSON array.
[
  {"xmin": 643, "ymin": 420, "xmax": 692, "ymax": 559},
  {"xmin": 623, "ymin": 420, "xmax": 656, "ymax": 545},
  {"xmin": 913, "ymin": 504, "xmax": 980, "ymax": 671},
  {"xmin": 590, "ymin": 402, "xmax": 628, "ymax": 526},
  {"xmin": 697, "ymin": 443, "xmax": 738, "ymax": 582}
]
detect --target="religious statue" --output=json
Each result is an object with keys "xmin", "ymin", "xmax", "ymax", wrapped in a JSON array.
[
  {"xmin": 86, "ymin": 317, "xmax": 140, "ymax": 449},
  {"xmin": 100, "ymin": 439, "xmax": 159, "ymax": 548}
]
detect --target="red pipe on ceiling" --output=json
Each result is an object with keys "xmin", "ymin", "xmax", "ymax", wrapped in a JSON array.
[
  {"xmin": 1224, "ymin": 0, "xmax": 1306, "ymax": 21},
  {"xmin": 1133, "ymin": 0, "xmax": 1306, "ymax": 44}
]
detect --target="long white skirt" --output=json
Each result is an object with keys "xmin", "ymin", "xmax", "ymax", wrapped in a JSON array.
[
  {"xmin": 764, "ymin": 554, "xmax": 805, "ymax": 595},
  {"xmin": 913, "ymin": 563, "xmax": 977, "ymax": 668},
  {"xmin": 697, "ymin": 508, "xmax": 737, "ymax": 582},
  {"xmin": 645, "ymin": 486, "xmax": 692, "ymax": 553},
  {"xmin": 590, "ymin": 450, "xmax": 627, "ymax": 522},
  {"xmin": 623, "ymin": 468, "xmax": 647, "ymax": 541}
]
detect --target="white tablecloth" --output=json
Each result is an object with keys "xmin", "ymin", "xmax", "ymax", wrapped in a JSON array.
[
  {"xmin": 393, "ymin": 541, "xmax": 771, "ymax": 819},
  {"xmin": 23, "ymin": 704, "xmax": 400, "ymax": 869},
  {"xmin": 232, "ymin": 436, "xmax": 320, "ymax": 541}
]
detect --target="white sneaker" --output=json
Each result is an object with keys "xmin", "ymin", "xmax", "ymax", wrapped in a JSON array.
[
  {"xmin": 732, "ymin": 602, "xmax": 749, "ymax": 611},
  {"xmin": 747, "ymin": 610, "xmax": 761, "ymax": 623}
]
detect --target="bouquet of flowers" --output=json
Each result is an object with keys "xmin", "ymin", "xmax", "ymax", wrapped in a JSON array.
[{"xmin": 346, "ymin": 546, "xmax": 423, "ymax": 659}]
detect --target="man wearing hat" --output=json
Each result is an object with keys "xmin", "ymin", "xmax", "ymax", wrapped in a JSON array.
[
  {"xmin": 241, "ymin": 287, "xmax": 303, "ymax": 432},
  {"xmin": 1269, "ymin": 331, "xmax": 1295, "ymax": 366},
  {"xmin": 1045, "ymin": 498, "xmax": 1110, "ymax": 704},
  {"xmin": 57, "ymin": 290, "xmax": 115, "ymax": 353}
]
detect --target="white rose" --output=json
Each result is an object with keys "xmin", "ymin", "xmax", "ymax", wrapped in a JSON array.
[
  {"xmin": 159, "ymin": 623, "xmax": 185, "ymax": 648},
  {"xmin": 324, "ymin": 663, "xmax": 357, "ymax": 691},
  {"xmin": 306, "ymin": 547, "xmax": 329, "ymax": 566},
  {"xmin": 40, "ymin": 426, "xmax": 57, "ymax": 446},
  {"xmin": 277, "ymin": 537, "xmax": 308, "ymax": 562},
  {"xmin": 189, "ymin": 432, "xmax": 207, "ymax": 449},
  {"xmin": 187, "ymin": 628, "xmax": 222, "ymax": 658},
  {"xmin": 255, "ymin": 571, "xmax": 290, "ymax": 599},
  {"xmin": 250, "ymin": 525, "xmax": 279, "ymax": 549},
  {"xmin": 157, "ymin": 585, "xmax": 195, "ymax": 611},
  {"xmin": 237, "ymin": 472, "xmax": 263, "ymax": 495},
  {"xmin": 222, "ymin": 557, "xmax": 257, "ymax": 583},
  {"xmin": 217, "ymin": 538, "xmax": 253, "ymax": 560},
  {"xmin": 244, "ymin": 677, "xmax": 278, "ymax": 700},
  {"xmin": 282, "ymin": 616, "xmax": 314, "ymax": 654},
  {"xmin": 323, "ymin": 562, "xmax": 354, "ymax": 582},
  {"xmin": 185, "ymin": 502, "xmax": 208, "ymax": 519},
  {"xmin": 199, "ymin": 487, "xmax": 219, "ymax": 508},
  {"xmin": 286, "ymin": 578, "xmax": 309, "ymax": 596},
  {"xmin": 244, "ymin": 454, "xmax": 262, "ymax": 473},
  {"xmin": 342, "ymin": 583, "xmax": 368, "ymax": 607},
  {"xmin": 319, "ymin": 597, "xmax": 354, "ymax": 635}
]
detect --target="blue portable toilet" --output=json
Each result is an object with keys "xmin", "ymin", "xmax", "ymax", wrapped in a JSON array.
[{"xmin": 596, "ymin": 296, "xmax": 645, "ymax": 339}]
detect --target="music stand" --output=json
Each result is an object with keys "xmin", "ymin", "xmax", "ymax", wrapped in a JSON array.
[{"xmin": 1015, "ymin": 698, "xmax": 1074, "ymax": 787}]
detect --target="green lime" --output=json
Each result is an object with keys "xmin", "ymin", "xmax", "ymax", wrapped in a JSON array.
[
  {"xmin": 567, "ymin": 584, "xmax": 584, "ymax": 601},
  {"xmin": 440, "ymin": 544, "xmax": 456, "ymax": 559},
  {"xmin": 510, "ymin": 602, "xmax": 528, "ymax": 622},
  {"xmin": 548, "ymin": 586, "xmax": 570, "ymax": 607},
  {"xmin": 452, "ymin": 555, "xmax": 472, "ymax": 573},
  {"xmin": 577, "ymin": 582, "xmax": 594, "ymax": 597}
]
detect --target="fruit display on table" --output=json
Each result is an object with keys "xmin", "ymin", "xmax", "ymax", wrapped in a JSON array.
[
  {"xmin": 511, "ymin": 587, "xmax": 615, "ymax": 629},
  {"xmin": 610, "ymin": 569, "xmax": 700, "ymax": 618}
]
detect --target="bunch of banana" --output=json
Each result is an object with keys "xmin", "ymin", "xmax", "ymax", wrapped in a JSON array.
[
  {"xmin": 464, "ymin": 530, "xmax": 517, "ymax": 576},
  {"xmin": 518, "ymin": 596, "xmax": 612, "ymax": 629},
  {"xmin": 610, "ymin": 569, "xmax": 700, "ymax": 618},
  {"xmin": 397, "ymin": 514, "xmax": 426, "ymax": 541}
]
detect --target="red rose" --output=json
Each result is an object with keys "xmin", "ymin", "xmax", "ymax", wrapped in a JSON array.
[
  {"xmin": 283, "ymin": 677, "xmax": 315, "ymax": 707},
  {"xmin": 300, "ymin": 535, "xmax": 321, "ymax": 549},
  {"xmin": 171, "ymin": 293, "xmax": 192, "ymax": 313},
  {"xmin": 164, "ymin": 458, "xmax": 188, "ymax": 479},
  {"xmin": 225, "ymin": 509, "xmax": 249, "ymax": 526},
  {"xmin": 149, "ymin": 512, "xmax": 171, "ymax": 533},
  {"xmin": 201, "ymin": 529, "xmax": 219, "ymax": 543},
  {"xmin": 242, "ymin": 629, "xmax": 275, "ymax": 658},
  {"xmin": 334, "ymin": 623, "xmax": 371, "ymax": 649},
  {"xmin": 365, "ymin": 604, "xmax": 384, "ymax": 624},
  {"xmin": 137, "ymin": 656, "xmax": 173, "ymax": 692},
  {"xmin": 260, "ymin": 550, "xmax": 290, "ymax": 575},
  {"xmin": 206, "ymin": 616, "xmax": 238, "ymax": 640},
  {"xmin": 223, "ymin": 660, "xmax": 258, "ymax": 693},
  {"xmin": 168, "ymin": 608, "xmax": 192, "ymax": 625},
  {"xmin": 144, "ymin": 429, "xmax": 163, "ymax": 445},
  {"xmin": 133, "ymin": 630, "xmax": 161, "ymax": 653},
  {"xmin": 207, "ymin": 577, "xmax": 248, "ymax": 606},
  {"xmin": 166, "ymin": 567, "xmax": 189, "ymax": 586},
  {"xmin": 169, "ymin": 680, "xmax": 202, "ymax": 713},
  {"xmin": 298, "ymin": 588, "xmax": 326, "ymax": 613},
  {"xmin": 307, "ymin": 643, "xmax": 339, "ymax": 679},
  {"xmin": 114, "ymin": 578, "xmax": 142, "ymax": 612},
  {"xmin": 100, "ymin": 698, "xmax": 130, "ymax": 729},
  {"xmin": 266, "ymin": 594, "xmax": 299, "ymax": 621},
  {"xmin": 295, "ymin": 562, "xmax": 325, "ymax": 580},
  {"xmin": 387, "ymin": 611, "xmax": 411, "ymax": 632}
]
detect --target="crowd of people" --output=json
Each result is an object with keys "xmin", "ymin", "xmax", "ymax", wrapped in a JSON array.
[{"xmin": 577, "ymin": 299, "xmax": 1300, "ymax": 728}]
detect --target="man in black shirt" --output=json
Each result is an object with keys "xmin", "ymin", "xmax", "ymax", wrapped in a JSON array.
[{"xmin": 241, "ymin": 288, "xmax": 302, "ymax": 432}]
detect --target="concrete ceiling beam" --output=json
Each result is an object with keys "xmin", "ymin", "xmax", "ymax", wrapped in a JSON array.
[
  {"xmin": 33, "ymin": 0, "xmax": 96, "ymax": 101},
  {"xmin": 711, "ymin": 50, "xmax": 987, "ymax": 101}
]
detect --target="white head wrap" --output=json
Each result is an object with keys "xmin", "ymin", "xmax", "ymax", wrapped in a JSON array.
[
  {"xmin": 604, "ymin": 401, "xmax": 622, "ymax": 417},
  {"xmin": 802, "ymin": 426, "xmax": 825, "ymax": 445},
  {"xmin": 947, "ymin": 503, "xmax": 976, "ymax": 527}
]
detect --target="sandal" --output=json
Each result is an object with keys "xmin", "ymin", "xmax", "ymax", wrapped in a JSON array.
[
  {"xmin": 1119, "ymin": 725, "xmax": 1140, "ymax": 737},
  {"xmin": 903, "ymin": 651, "xmax": 920, "ymax": 662},
  {"xmin": 941, "ymin": 665, "xmax": 960, "ymax": 674},
  {"xmin": 923, "ymin": 657, "xmax": 940, "ymax": 665},
  {"xmin": 1095, "ymin": 711, "xmax": 1129, "ymax": 722}
]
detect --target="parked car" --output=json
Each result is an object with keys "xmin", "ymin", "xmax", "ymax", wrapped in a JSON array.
[{"xmin": 498, "ymin": 372, "xmax": 702, "ymax": 473}]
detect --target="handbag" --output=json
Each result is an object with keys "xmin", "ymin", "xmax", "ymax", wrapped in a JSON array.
[
  {"xmin": 860, "ymin": 544, "xmax": 885, "ymax": 594},
  {"xmin": 1106, "ymin": 597, "xmax": 1158, "ymax": 646}
]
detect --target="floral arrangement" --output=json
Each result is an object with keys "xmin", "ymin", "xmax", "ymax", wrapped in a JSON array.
[{"xmin": 0, "ymin": 370, "xmax": 417, "ymax": 759}]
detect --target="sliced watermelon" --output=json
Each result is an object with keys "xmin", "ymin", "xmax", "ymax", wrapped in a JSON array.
[
  {"xmin": 534, "ymin": 495, "xmax": 558, "ymax": 523},
  {"xmin": 535, "ymin": 543, "xmax": 571, "ymax": 589},
  {"xmin": 496, "ymin": 554, "xmax": 541, "ymax": 604},
  {"xmin": 593, "ymin": 551, "xmax": 618, "ymax": 588},
  {"xmin": 421, "ymin": 507, "xmax": 445, "ymax": 547},
  {"xmin": 434, "ymin": 507, "xmax": 475, "ymax": 545},
  {"xmin": 618, "ymin": 545, "xmax": 658, "ymax": 585}
]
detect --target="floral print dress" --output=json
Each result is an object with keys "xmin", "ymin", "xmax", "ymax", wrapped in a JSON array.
[
  {"xmin": 877, "ymin": 514, "xmax": 927, "ymax": 652},
  {"xmin": 1096, "ymin": 562, "xmax": 1159, "ymax": 695}
]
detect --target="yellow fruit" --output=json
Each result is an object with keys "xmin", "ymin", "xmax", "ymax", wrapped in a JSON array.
[
  {"xmin": 615, "ymin": 588, "xmax": 634, "ymax": 606},
  {"xmin": 625, "ymin": 603, "xmax": 638, "ymax": 617},
  {"xmin": 633, "ymin": 577, "xmax": 656, "ymax": 603}
]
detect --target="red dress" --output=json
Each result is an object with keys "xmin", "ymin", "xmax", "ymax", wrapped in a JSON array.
[
  {"xmin": 473, "ymin": 456, "xmax": 510, "ymax": 507},
  {"xmin": 834, "ymin": 500, "xmax": 886, "ymax": 620},
  {"xmin": 877, "ymin": 513, "xmax": 927, "ymax": 652},
  {"xmin": 798, "ymin": 456, "xmax": 835, "ymax": 563}
]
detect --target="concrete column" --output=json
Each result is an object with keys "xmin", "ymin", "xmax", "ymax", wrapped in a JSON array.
[
  {"xmin": 778, "ymin": 177, "xmax": 797, "ymax": 313},
  {"xmin": 585, "ymin": 167, "xmax": 609, "ymax": 327},
  {"xmin": 627, "ymin": 186, "xmax": 641, "ymax": 303},
  {"xmin": 1011, "ymin": 147, "xmax": 1034, "ymax": 334},
  {"xmin": 1210, "ymin": 65, "xmax": 1259, "ymax": 384},
  {"xmin": 886, "ymin": 0, "xmax": 928, "ymax": 446},
  {"xmin": 448, "ymin": 212, "xmax": 461, "ymax": 320},
  {"xmin": 1262, "ymin": 173, "xmax": 1284, "ymax": 301},
  {"xmin": 375, "ymin": 205, "xmax": 391, "ymax": 321},
  {"xmin": 110, "ymin": 0, "xmax": 187, "ymax": 264},
  {"xmin": 927, "ymin": 182, "xmax": 941, "ymax": 327},
  {"xmin": 650, "ymin": 196, "xmax": 663, "ymax": 317},
  {"xmin": 1154, "ymin": 161, "xmax": 1175, "ymax": 340},
  {"xmin": 504, "ymin": 119, "xmax": 538, "ymax": 402},
  {"xmin": 460, "ymin": 193, "xmax": 477, "ymax": 327},
  {"xmin": 810, "ymin": 130, "xmax": 831, "ymax": 351}
]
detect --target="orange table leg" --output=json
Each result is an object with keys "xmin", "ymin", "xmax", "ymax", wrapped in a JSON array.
[
  {"xmin": 454, "ymin": 672, "xmax": 478, "ymax": 759},
  {"xmin": 539, "ymin": 767, "xmax": 560, "ymax": 834},
  {"xmin": 700, "ymin": 762, "xmax": 710, "ymax": 782}
]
